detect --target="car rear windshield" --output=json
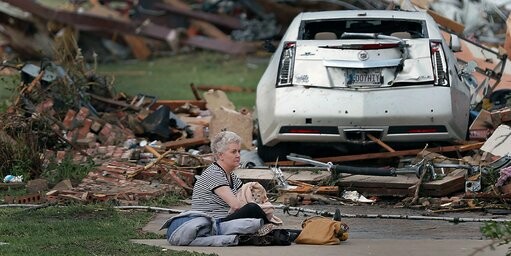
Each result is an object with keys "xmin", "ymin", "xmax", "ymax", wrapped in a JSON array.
[{"xmin": 299, "ymin": 18, "xmax": 426, "ymax": 40}]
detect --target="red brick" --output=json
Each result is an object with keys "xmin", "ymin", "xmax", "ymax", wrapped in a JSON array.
[
  {"xmin": 66, "ymin": 130, "xmax": 77, "ymax": 142},
  {"xmin": 97, "ymin": 146, "xmax": 107, "ymax": 154},
  {"xmin": 75, "ymin": 107, "xmax": 90, "ymax": 122},
  {"xmin": 105, "ymin": 131, "xmax": 118, "ymax": 146},
  {"xmin": 76, "ymin": 132, "xmax": 97, "ymax": 146},
  {"xmin": 99, "ymin": 123, "xmax": 113, "ymax": 143},
  {"xmin": 77, "ymin": 118, "xmax": 93, "ymax": 139},
  {"xmin": 106, "ymin": 145, "xmax": 116, "ymax": 157},
  {"xmin": 62, "ymin": 109, "xmax": 77, "ymax": 130}
]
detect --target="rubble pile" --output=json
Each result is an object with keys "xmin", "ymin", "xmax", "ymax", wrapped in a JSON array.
[
  {"xmin": 3, "ymin": 0, "xmax": 511, "ymax": 211},
  {"xmin": 0, "ymin": 0, "xmax": 509, "ymax": 61},
  {"xmin": 0, "ymin": 36, "xmax": 232, "ymax": 205}
]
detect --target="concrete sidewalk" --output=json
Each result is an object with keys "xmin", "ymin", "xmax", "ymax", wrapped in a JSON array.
[
  {"xmin": 131, "ymin": 238, "xmax": 506, "ymax": 256},
  {"xmin": 136, "ymin": 205, "xmax": 508, "ymax": 256}
]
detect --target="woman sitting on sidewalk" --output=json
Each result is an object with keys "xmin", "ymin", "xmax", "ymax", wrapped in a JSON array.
[{"xmin": 192, "ymin": 130, "xmax": 271, "ymax": 223}]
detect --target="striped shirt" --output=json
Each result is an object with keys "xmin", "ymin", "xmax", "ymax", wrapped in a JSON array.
[{"xmin": 191, "ymin": 162, "xmax": 243, "ymax": 218}]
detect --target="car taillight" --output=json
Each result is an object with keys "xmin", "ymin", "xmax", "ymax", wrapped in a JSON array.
[
  {"xmin": 430, "ymin": 41, "xmax": 449, "ymax": 86},
  {"xmin": 388, "ymin": 125, "xmax": 447, "ymax": 134},
  {"xmin": 277, "ymin": 41, "xmax": 295, "ymax": 87}
]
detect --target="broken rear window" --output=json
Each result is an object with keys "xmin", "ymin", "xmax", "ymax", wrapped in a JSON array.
[{"xmin": 299, "ymin": 18, "xmax": 427, "ymax": 40}]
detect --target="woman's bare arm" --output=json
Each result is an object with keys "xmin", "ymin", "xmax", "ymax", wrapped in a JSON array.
[{"xmin": 214, "ymin": 186, "xmax": 242, "ymax": 212}]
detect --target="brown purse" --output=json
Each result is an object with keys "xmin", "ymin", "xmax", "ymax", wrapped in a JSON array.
[{"xmin": 294, "ymin": 216, "xmax": 349, "ymax": 245}]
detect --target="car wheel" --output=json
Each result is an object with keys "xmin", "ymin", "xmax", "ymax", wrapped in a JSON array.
[{"xmin": 256, "ymin": 133, "xmax": 290, "ymax": 163}]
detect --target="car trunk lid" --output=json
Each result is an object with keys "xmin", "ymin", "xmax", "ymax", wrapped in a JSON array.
[{"xmin": 290, "ymin": 38, "xmax": 435, "ymax": 88}]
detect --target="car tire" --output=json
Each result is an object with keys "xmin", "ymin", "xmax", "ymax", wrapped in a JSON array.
[{"xmin": 256, "ymin": 133, "xmax": 290, "ymax": 163}]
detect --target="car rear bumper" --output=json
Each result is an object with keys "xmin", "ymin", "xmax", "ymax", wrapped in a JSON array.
[{"xmin": 258, "ymin": 86, "xmax": 468, "ymax": 146}]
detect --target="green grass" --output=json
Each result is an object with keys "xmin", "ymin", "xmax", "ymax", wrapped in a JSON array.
[
  {"xmin": 0, "ymin": 204, "xmax": 213, "ymax": 256},
  {"xmin": 98, "ymin": 52, "xmax": 267, "ymax": 110},
  {"xmin": 0, "ymin": 75, "xmax": 18, "ymax": 112}
]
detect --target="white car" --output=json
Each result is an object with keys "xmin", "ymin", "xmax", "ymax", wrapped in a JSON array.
[{"xmin": 255, "ymin": 10, "xmax": 472, "ymax": 161}]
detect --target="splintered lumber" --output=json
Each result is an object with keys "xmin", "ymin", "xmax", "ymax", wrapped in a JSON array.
[
  {"xmin": 164, "ymin": 0, "xmax": 231, "ymax": 40},
  {"xmin": 127, "ymin": 147, "xmax": 174, "ymax": 179},
  {"xmin": 426, "ymin": 10, "xmax": 465, "ymax": 34},
  {"xmin": 0, "ymin": 183, "xmax": 25, "ymax": 190},
  {"xmin": 367, "ymin": 134, "xmax": 395, "ymax": 152},
  {"xmin": 234, "ymin": 168, "xmax": 331, "ymax": 187},
  {"xmin": 284, "ymin": 180, "xmax": 339, "ymax": 195},
  {"xmin": 152, "ymin": 100, "xmax": 207, "ymax": 110},
  {"xmin": 338, "ymin": 171, "xmax": 465, "ymax": 198},
  {"xmin": 196, "ymin": 85, "xmax": 255, "ymax": 93},
  {"xmin": 163, "ymin": 137, "xmax": 209, "ymax": 150},
  {"xmin": 276, "ymin": 142, "xmax": 484, "ymax": 166},
  {"xmin": 142, "ymin": 145, "xmax": 192, "ymax": 192}
]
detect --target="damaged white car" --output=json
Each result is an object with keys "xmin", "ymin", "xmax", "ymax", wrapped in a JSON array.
[{"xmin": 255, "ymin": 10, "xmax": 472, "ymax": 161}]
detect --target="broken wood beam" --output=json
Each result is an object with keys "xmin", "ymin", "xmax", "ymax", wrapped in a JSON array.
[
  {"xmin": 185, "ymin": 36, "xmax": 256, "ymax": 55},
  {"xmin": 190, "ymin": 83, "xmax": 202, "ymax": 100},
  {"xmin": 196, "ymin": 85, "xmax": 255, "ymax": 93},
  {"xmin": 3, "ymin": 0, "xmax": 252, "ymax": 55},
  {"xmin": 84, "ymin": 92, "xmax": 141, "ymax": 111},
  {"xmin": 163, "ymin": 137, "xmax": 210, "ymax": 150},
  {"xmin": 276, "ymin": 142, "xmax": 485, "ymax": 166},
  {"xmin": 366, "ymin": 134, "xmax": 395, "ymax": 152},
  {"xmin": 142, "ymin": 145, "xmax": 193, "ymax": 192},
  {"xmin": 427, "ymin": 10, "xmax": 465, "ymax": 34},
  {"xmin": 153, "ymin": 2, "xmax": 242, "ymax": 30},
  {"xmin": 164, "ymin": 0, "xmax": 231, "ymax": 41},
  {"xmin": 127, "ymin": 148, "xmax": 174, "ymax": 179},
  {"xmin": 0, "ymin": 183, "xmax": 25, "ymax": 190},
  {"xmin": 152, "ymin": 99, "xmax": 207, "ymax": 110}
]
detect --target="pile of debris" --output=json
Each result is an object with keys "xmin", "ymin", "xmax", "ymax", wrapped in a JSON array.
[
  {"xmin": 0, "ymin": 32, "xmax": 254, "ymax": 205},
  {"xmin": 1, "ymin": 0, "xmax": 510, "ymax": 61},
  {"xmin": 3, "ymin": 0, "xmax": 511, "ymax": 211}
]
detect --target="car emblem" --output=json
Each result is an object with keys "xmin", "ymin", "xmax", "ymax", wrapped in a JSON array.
[{"xmin": 358, "ymin": 51, "xmax": 369, "ymax": 61}]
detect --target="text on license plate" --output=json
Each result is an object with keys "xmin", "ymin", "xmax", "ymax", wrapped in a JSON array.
[{"xmin": 346, "ymin": 69, "xmax": 382, "ymax": 86}]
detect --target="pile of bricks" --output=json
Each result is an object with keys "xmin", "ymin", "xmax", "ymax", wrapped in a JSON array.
[{"xmin": 48, "ymin": 161, "xmax": 187, "ymax": 206}]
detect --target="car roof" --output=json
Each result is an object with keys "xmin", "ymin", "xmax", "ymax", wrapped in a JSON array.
[{"xmin": 298, "ymin": 10, "xmax": 429, "ymax": 21}]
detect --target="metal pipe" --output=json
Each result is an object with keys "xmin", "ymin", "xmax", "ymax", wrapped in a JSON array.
[{"xmin": 276, "ymin": 205, "xmax": 511, "ymax": 223}]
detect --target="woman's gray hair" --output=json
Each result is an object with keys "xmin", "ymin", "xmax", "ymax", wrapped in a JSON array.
[{"xmin": 211, "ymin": 131, "xmax": 241, "ymax": 157}]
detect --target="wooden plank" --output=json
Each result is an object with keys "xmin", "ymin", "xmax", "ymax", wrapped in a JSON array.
[
  {"xmin": 339, "ymin": 174, "xmax": 417, "ymax": 189},
  {"xmin": 163, "ymin": 137, "xmax": 209, "ymax": 150},
  {"xmin": 0, "ymin": 183, "xmax": 25, "ymax": 190},
  {"xmin": 164, "ymin": 0, "xmax": 230, "ymax": 41},
  {"xmin": 367, "ymin": 134, "xmax": 395, "ymax": 152},
  {"xmin": 339, "ymin": 172, "xmax": 465, "ymax": 197},
  {"xmin": 340, "ymin": 187, "xmax": 412, "ymax": 197},
  {"xmin": 276, "ymin": 142, "xmax": 484, "ymax": 166},
  {"xmin": 427, "ymin": 10, "xmax": 465, "ymax": 34},
  {"xmin": 234, "ymin": 168, "xmax": 331, "ymax": 184},
  {"xmin": 123, "ymin": 34, "xmax": 151, "ymax": 60},
  {"xmin": 152, "ymin": 100, "xmax": 207, "ymax": 110}
]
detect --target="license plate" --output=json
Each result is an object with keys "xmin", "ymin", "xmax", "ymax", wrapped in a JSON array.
[{"xmin": 346, "ymin": 69, "xmax": 382, "ymax": 87}]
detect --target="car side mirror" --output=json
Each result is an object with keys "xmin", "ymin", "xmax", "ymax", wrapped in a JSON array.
[
  {"xmin": 263, "ymin": 40, "xmax": 276, "ymax": 53},
  {"xmin": 449, "ymin": 34, "xmax": 461, "ymax": 52}
]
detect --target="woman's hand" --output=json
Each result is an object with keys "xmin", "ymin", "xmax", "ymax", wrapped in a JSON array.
[{"xmin": 214, "ymin": 186, "xmax": 242, "ymax": 212}]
